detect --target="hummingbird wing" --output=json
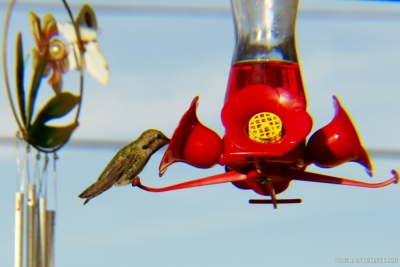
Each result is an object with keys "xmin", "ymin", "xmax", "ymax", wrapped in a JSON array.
[{"xmin": 78, "ymin": 154, "xmax": 135, "ymax": 203}]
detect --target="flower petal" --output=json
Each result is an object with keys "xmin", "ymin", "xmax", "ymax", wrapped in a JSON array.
[
  {"xmin": 58, "ymin": 22, "xmax": 97, "ymax": 43},
  {"xmin": 59, "ymin": 56, "xmax": 70, "ymax": 73},
  {"xmin": 48, "ymin": 66, "xmax": 62, "ymax": 94},
  {"xmin": 29, "ymin": 11, "xmax": 44, "ymax": 49},
  {"xmin": 43, "ymin": 63, "xmax": 51, "ymax": 78},
  {"xmin": 76, "ymin": 4, "xmax": 98, "ymax": 31},
  {"xmin": 66, "ymin": 43, "xmax": 81, "ymax": 71},
  {"xmin": 42, "ymin": 13, "xmax": 59, "ymax": 40},
  {"xmin": 31, "ymin": 48, "xmax": 40, "ymax": 70},
  {"xmin": 84, "ymin": 41, "xmax": 109, "ymax": 84},
  {"xmin": 32, "ymin": 48, "xmax": 50, "ymax": 77}
]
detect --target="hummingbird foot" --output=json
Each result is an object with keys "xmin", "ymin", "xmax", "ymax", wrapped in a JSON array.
[{"xmin": 132, "ymin": 177, "xmax": 140, "ymax": 187}]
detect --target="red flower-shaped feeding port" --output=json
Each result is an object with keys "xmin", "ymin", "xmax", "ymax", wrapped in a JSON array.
[
  {"xmin": 159, "ymin": 96, "xmax": 223, "ymax": 177},
  {"xmin": 221, "ymin": 84, "xmax": 312, "ymax": 169}
]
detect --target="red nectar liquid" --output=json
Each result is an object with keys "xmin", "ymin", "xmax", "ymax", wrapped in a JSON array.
[{"xmin": 224, "ymin": 60, "xmax": 306, "ymax": 105}]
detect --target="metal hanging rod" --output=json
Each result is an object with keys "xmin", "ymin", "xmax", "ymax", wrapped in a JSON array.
[
  {"xmin": 1, "ymin": 2, "xmax": 400, "ymax": 20},
  {"xmin": 0, "ymin": 136, "xmax": 128, "ymax": 150},
  {"xmin": 0, "ymin": 136, "xmax": 399, "ymax": 158},
  {"xmin": 0, "ymin": 2, "xmax": 230, "ymax": 17}
]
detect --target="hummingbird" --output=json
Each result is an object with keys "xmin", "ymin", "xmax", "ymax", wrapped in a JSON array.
[{"xmin": 79, "ymin": 129, "xmax": 169, "ymax": 205}]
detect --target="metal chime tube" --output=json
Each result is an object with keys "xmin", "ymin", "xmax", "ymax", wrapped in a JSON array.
[
  {"xmin": 46, "ymin": 210, "xmax": 56, "ymax": 267},
  {"xmin": 46, "ymin": 153, "xmax": 57, "ymax": 267},
  {"xmin": 14, "ymin": 192, "xmax": 23, "ymax": 267},
  {"xmin": 35, "ymin": 207, "xmax": 41, "ymax": 267},
  {"xmin": 14, "ymin": 149, "xmax": 57, "ymax": 267},
  {"xmin": 39, "ymin": 197, "xmax": 47, "ymax": 267},
  {"xmin": 26, "ymin": 184, "xmax": 37, "ymax": 267}
]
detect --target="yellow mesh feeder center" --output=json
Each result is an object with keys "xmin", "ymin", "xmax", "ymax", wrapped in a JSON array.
[{"xmin": 248, "ymin": 112, "xmax": 283, "ymax": 143}]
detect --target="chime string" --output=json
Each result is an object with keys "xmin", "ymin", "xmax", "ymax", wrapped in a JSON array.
[
  {"xmin": 14, "ymin": 131, "xmax": 22, "ymax": 193},
  {"xmin": 37, "ymin": 154, "xmax": 49, "ymax": 198},
  {"xmin": 33, "ymin": 151, "xmax": 40, "ymax": 191},
  {"xmin": 14, "ymin": 130, "xmax": 31, "ymax": 194},
  {"xmin": 24, "ymin": 145, "xmax": 30, "ymax": 191},
  {"xmin": 16, "ymin": 140, "xmax": 31, "ymax": 195},
  {"xmin": 53, "ymin": 152, "xmax": 58, "ymax": 211}
]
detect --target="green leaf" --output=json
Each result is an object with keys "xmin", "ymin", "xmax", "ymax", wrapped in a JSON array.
[
  {"xmin": 15, "ymin": 32, "xmax": 26, "ymax": 127},
  {"xmin": 33, "ymin": 92, "xmax": 80, "ymax": 125},
  {"xmin": 27, "ymin": 53, "xmax": 47, "ymax": 127},
  {"xmin": 28, "ymin": 121, "xmax": 79, "ymax": 150}
]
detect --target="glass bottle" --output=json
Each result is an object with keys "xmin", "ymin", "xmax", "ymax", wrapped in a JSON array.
[{"xmin": 225, "ymin": 0, "xmax": 306, "ymax": 104}]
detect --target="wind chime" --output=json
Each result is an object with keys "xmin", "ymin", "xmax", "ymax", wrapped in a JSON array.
[
  {"xmin": 2, "ymin": 1, "xmax": 108, "ymax": 266},
  {"xmin": 132, "ymin": 0, "xmax": 398, "ymax": 208}
]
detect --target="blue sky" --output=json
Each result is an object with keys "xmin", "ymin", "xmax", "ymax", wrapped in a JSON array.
[{"xmin": 0, "ymin": 0, "xmax": 400, "ymax": 266}]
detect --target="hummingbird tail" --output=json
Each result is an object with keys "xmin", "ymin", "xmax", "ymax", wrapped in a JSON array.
[{"xmin": 83, "ymin": 197, "xmax": 91, "ymax": 205}]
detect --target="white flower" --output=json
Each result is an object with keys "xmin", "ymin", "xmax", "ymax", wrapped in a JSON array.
[{"xmin": 57, "ymin": 4, "xmax": 109, "ymax": 85}]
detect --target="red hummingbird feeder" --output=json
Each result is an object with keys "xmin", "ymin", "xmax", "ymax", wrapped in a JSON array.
[{"xmin": 132, "ymin": 0, "xmax": 398, "ymax": 208}]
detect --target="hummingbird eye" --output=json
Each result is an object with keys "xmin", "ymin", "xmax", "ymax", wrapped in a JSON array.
[
  {"xmin": 142, "ymin": 145, "xmax": 149, "ymax": 150},
  {"xmin": 156, "ymin": 134, "xmax": 162, "ymax": 139}
]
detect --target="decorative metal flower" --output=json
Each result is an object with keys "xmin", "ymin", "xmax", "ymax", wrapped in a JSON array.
[
  {"xmin": 29, "ymin": 11, "xmax": 69, "ymax": 94},
  {"xmin": 2, "ymin": 7, "xmax": 84, "ymax": 152}
]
